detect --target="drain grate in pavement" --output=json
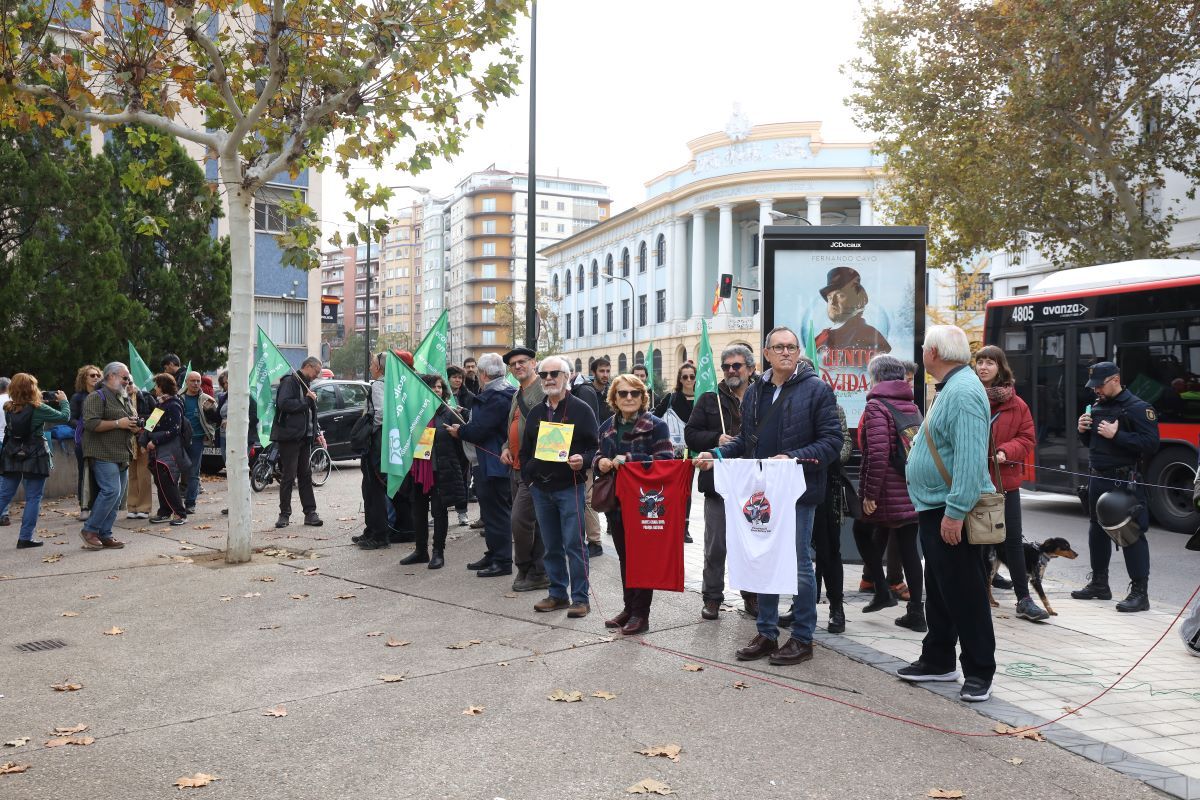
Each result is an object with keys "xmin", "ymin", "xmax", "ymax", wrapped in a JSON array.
[{"xmin": 15, "ymin": 639, "xmax": 67, "ymax": 653}]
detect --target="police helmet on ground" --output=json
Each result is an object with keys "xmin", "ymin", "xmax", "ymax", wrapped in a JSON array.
[{"xmin": 1095, "ymin": 488, "xmax": 1144, "ymax": 547}]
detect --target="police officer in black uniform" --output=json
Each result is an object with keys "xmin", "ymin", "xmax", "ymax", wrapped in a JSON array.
[{"xmin": 1071, "ymin": 361, "xmax": 1159, "ymax": 612}]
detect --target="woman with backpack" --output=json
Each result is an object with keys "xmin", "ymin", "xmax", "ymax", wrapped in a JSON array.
[
  {"xmin": 69, "ymin": 364, "xmax": 103, "ymax": 519},
  {"xmin": 974, "ymin": 345, "xmax": 1046, "ymax": 622},
  {"xmin": 143, "ymin": 373, "xmax": 190, "ymax": 526},
  {"xmin": 856, "ymin": 354, "xmax": 926, "ymax": 631},
  {"xmin": 653, "ymin": 361, "xmax": 697, "ymax": 542},
  {"xmin": 0, "ymin": 373, "xmax": 69, "ymax": 547}
]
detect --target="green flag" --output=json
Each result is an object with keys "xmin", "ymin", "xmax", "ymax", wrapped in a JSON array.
[
  {"xmin": 694, "ymin": 320, "xmax": 719, "ymax": 399},
  {"xmin": 381, "ymin": 351, "xmax": 441, "ymax": 496},
  {"xmin": 505, "ymin": 372, "xmax": 519, "ymax": 388},
  {"xmin": 251, "ymin": 327, "xmax": 293, "ymax": 447},
  {"xmin": 803, "ymin": 319, "xmax": 821, "ymax": 373},
  {"xmin": 412, "ymin": 310, "xmax": 457, "ymax": 407},
  {"xmin": 183, "ymin": 361, "xmax": 192, "ymax": 381},
  {"xmin": 128, "ymin": 342, "xmax": 155, "ymax": 391},
  {"xmin": 645, "ymin": 340, "xmax": 655, "ymax": 391}
]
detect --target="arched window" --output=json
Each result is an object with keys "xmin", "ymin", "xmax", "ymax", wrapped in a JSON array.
[
  {"xmin": 677, "ymin": 346, "xmax": 688, "ymax": 369},
  {"xmin": 637, "ymin": 241, "xmax": 647, "ymax": 273},
  {"xmin": 564, "ymin": 269, "xmax": 571, "ymax": 295},
  {"xmin": 552, "ymin": 274, "xmax": 559, "ymax": 297},
  {"xmin": 576, "ymin": 264, "xmax": 584, "ymax": 291},
  {"xmin": 605, "ymin": 253, "xmax": 614, "ymax": 276},
  {"xmin": 635, "ymin": 350, "xmax": 644, "ymax": 368},
  {"xmin": 621, "ymin": 247, "xmax": 630, "ymax": 277},
  {"xmin": 652, "ymin": 350, "xmax": 663, "ymax": 387},
  {"xmin": 575, "ymin": 358, "xmax": 583, "ymax": 375},
  {"xmin": 655, "ymin": 234, "xmax": 666, "ymax": 267},
  {"xmin": 590, "ymin": 259, "xmax": 599, "ymax": 287},
  {"xmin": 618, "ymin": 353, "xmax": 628, "ymax": 373}
]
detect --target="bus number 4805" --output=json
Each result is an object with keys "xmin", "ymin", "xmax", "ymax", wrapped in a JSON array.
[{"xmin": 1011, "ymin": 305, "xmax": 1035, "ymax": 323}]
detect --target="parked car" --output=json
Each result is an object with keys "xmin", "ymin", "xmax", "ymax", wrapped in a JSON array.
[{"xmin": 311, "ymin": 379, "xmax": 372, "ymax": 461}]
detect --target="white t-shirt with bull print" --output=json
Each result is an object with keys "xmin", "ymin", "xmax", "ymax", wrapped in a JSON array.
[{"xmin": 714, "ymin": 459, "xmax": 807, "ymax": 595}]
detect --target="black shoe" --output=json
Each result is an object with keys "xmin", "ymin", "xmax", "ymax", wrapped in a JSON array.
[
  {"xmin": 991, "ymin": 573, "xmax": 1013, "ymax": 591},
  {"xmin": 1071, "ymin": 571, "xmax": 1112, "ymax": 600},
  {"xmin": 587, "ymin": 542, "xmax": 603, "ymax": 557},
  {"xmin": 399, "ymin": 550, "xmax": 429, "ymax": 565},
  {"xmin": 351, "ymin": 533, "xmax": 368, "ymax": 544},
  {"xmin": 960, "ymin": 676, "xmax": 992, "ymax": 702},
  {"xmin": 150, "ymin": 514, "xmax": 172, "ymax": 524},
  {"xmin": 863, "ymin": 591, "xmax": 898, "ymax": 613},
  {"xmin": 221, "ymin": 509, "xmax": 229, "ymax": 516},
  {"xmin": 357, "ymin": 538, "xmax": 389, "ymax": 550},
  {"xmin": 467, "ymin": 556, "xmax": 492, "ymax": 571},
  {"xmin": 275, "ymin": 515, "xmax": 290, "ymax": 529},
  {"xmin": 895, "ymin": 602, "xmax": 927, "ymax": 632},
  {"xmin": 827, "ymin": 601, "xmax": 846, "ymax": 634},
  {"xmin": 777, "ymin": 611, "xmax": 795, "ymax": 628},
  {"xmin": 429, "ymin": 550, "xmax": 445, "ymax": 570},
  {"xmin": 0, "ymin": 515, "xmax": 9, "ymax": 526},
  {"xmin": 897, "ymin": 660, "xmax": 960, "ymax": 682},
  {"xmin": 1116, "ymin": 578, "xmax": 1150, "ymax": 613},
  {"xmin": 303, "ymin": 513, "xmax": 323, "ymax": 527},
  {"xmin": 16, "ymin": 539, "xmax": 43, "ymax": 549},
  {"xmin": 476, "ymin": 564, "xmax": 512, "ymax": 578},
  {"xmin": 683, "ymin": 532, "xmax": 693, "ymax": 543}
]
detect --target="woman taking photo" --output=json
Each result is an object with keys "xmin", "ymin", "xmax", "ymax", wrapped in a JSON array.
[
  {"xmin": 144, "ymin": 374, "xmax": 190, "ymax": 526},
  {"xmin": 974, "ymin": 345, "xmax": 1047, "ymax": 622},
  {"xmin": 594, "ymin": 373, "xmax": 674, "ymax": 635},
  {"xmin": 69, "ymin": 364, "xmax": 102, "ymax": 518},
  {"xmin": 399, "ymin": 374, "xmax": 466, "ymax": 569},
  {"xmin": 0, "ymin": 374, "xmax": 69, "ymax": 547},
  {"xmin": 653, "ymin": 361, "xmax": 697, "ymax": 542}
]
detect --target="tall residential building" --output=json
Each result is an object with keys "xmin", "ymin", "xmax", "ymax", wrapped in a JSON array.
[
  {"xmin": 379, "ymin": 203, "xmax": 424, "ymax": 349},
  {"xmin": 319, "ymin": 246, "xmax": 356, "ymax": 350},
  {"xmin": 421, "ymin": 196, "xmax": 452, "ymax": 336},
  {"xmin": 443, "ymin": 167, "xmax": 611, "ymax": 363}
]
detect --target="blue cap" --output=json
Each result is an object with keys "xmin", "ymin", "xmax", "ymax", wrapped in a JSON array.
[{"xmin": 1085, "ymin": 361, "xmax": 1119, "ymax": 388}]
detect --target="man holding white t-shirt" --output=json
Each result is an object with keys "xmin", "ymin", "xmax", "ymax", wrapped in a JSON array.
[{"xmin": 696, "ymin": 326, "xmax": 843, "ymax": 666}]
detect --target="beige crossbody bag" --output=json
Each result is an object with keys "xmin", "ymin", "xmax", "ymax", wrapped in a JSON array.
[{"xmin": 922, "ymin": 417, "xmax": 1006, "ymax": 546}]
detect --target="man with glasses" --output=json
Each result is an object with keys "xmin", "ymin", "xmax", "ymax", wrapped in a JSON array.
[
  {"xmin": 695, "ymin": 328, "xmax": 843, "ymax": 666},
  {"xmin": 80, "ymin": 362, "xmax": 141, "ymax": 550},
  {"xmin": 270, "ymin": 356, "xmax": 326, "ymax": 529},
  {"xmin": 685, "ymin": 344, "xmax": 759, "ymax": 620},
  {"xmin": 499, "ymin": 347, "xmax": 550, "ymax": 592},
  {"xmin": 519, "ymin": 356, "xmax": 599, "ymax": 618},
  {"xmin": 1072, "ymin": 361, "xmax": 1159, "ymax": 612},
  {"xmin": 180, "ymin": 371, "xmax": 217, "ymax": 515}
]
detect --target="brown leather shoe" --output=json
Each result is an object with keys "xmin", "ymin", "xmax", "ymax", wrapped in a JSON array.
[
  {"xmin": 701, "ymin": 600, "xmax": 720, "ymax": 620},
  {"xmin": 79, "ymin": 530, "xmax": 103, "ymax": 550},
  {"xmin": 735, "ymin": 633, "xmax": 777, "ymax": 661},
  {"xmin": 101, "ymin": 538, "xmax": 126, "ymax": 549},
  {"xmin": 604, "ymin": 610, "xmax": 631, "ymax": 629},
  {"xmin": 566, "ymin": 602, "xmax": 589, "ymax": 619},
  {"xmin": 533, "ymin": 595, "xmax": 570, "ymax": 612},
  {"xmin": 620, "ymin": 616, "xmax": 649, "ymax": 636},
  {"xmin": 768, "ymin": 637, "xmax": 813, "ymax": 666}
]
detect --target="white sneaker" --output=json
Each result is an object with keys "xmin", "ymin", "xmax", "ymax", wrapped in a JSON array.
[
  {"xmin": 127, "ymin": 512, "xmax": 140, "ymax": 519},
  {"xmin": 458, "ymin": 512, "xmax": 470, "ymax": 527},
  {"xmin": 137, "ymin": 512, "xmax": 150, "ymax": 519}
]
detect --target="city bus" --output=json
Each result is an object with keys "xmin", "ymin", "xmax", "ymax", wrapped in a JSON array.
[{"xmin": 984, "ymin": 259, "xmax": 1200, "ymax": 533}]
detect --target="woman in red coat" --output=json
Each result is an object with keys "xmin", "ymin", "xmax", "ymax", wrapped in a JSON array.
[{"xmin": 974, "ymin": 345, "xmax": 1048, "ymax": 622}]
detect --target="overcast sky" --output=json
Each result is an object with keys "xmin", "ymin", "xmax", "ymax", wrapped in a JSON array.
[{"xmin": 322, "ymin": 0, "xmax": 870, "ymax": 236}]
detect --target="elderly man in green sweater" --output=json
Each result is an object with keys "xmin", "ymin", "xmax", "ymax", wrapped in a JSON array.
[{"xmin": 897, "ymin": 325, "xmax": 997, "ymax": 703}]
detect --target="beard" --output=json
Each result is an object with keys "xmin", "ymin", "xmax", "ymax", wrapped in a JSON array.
[{"xmin": 725, "ymin": 375, "xmax": 743, "ymax": 389}]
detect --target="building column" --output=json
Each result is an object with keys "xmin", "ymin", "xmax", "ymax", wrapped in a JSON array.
[
  {"xmin": 690, "ymin": 209, "xmax": 707, "ymax": 321},
  {"xmin": 717, "ymin": 204, "xmax": 734, "ymax": 316},
  {"xmin": 806, "ymin": 195, "xmax": 823, "ymax": 227},
  {"xmin": 859, "ymin": 196, "xmax": 873, "ymax": 226},
  {"xmin": 757, "ymin": 199, "xmax": 773, "ymax": 279},
  {"xmin": 671, "ymin": 218, "xmax": 688, "ymax": 321}
]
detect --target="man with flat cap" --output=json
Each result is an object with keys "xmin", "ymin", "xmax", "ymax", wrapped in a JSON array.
[
  {"xmin": 1072, "ymin": 361, "xmax": 1159, "ymax": 612},
  {"xmin": 815, "ymin": 267, "xmax": 891, "ymax": 353},
  {"xmin": 499, "ymin": 346, "xmax": 551, "ymax": 592}
]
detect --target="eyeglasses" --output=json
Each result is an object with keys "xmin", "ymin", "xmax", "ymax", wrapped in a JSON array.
[
  {"xmin": 121, "ymin": 376, "xmax": 133, "ymax": 384},
  {"xmin": 88, "ymin": 372, "xmax": 101, "ymax": 378},
  {"xmin": 537, "ymin": 370, "xmax": 563, "ymax": 380},
  {"xmin": 769, "ymin": 344, "xmax": 800, "ymax": 354},
  {"xmin": 680, "ymin": 374, "xmax": 696, "ymax": 381},
  {"xmin": 616, "ymin": 389, "xmax": 643, "ymax": 399},
  {"xmin": 721, "ymin": 363, "xmax": 745, "ymax": 372}
]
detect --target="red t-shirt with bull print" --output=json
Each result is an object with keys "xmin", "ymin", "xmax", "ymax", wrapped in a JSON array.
[{"xmin": 615, "ymin": 459, "xmax": 695, "ymax": 591}]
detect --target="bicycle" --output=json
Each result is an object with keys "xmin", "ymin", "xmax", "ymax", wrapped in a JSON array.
[{"xmin": 250, "ymin": 443, "xmax": 332, "ymax": 492}]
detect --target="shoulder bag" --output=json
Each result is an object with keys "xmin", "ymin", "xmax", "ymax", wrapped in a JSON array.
[
  {"xmin": 591, "ymin": 468, "xmax": 617, "ymax": 513},
  {"xmin": 922, "ymin": 421, "xmax": 1006, "ymax": 546},
  {"xmin": 349, "ymin": 384, "xmax": 376, "ymax": 455}
]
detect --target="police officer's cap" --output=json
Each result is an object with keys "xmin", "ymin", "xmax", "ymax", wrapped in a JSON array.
[{"xmin": 1085, "ymin": 361, "xmax": 1120, "ymax": 388}]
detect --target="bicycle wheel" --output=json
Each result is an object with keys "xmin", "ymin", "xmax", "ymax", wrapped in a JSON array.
[
  {"xmin": 250, "ymin": 458, "xmax": 271, "ymax": 492},
  {"xmin": 309, "ymin": 447, "xmax": 332, "ymax": 486}
]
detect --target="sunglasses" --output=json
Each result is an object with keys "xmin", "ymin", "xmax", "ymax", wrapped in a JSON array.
[
  {"xmin": 680, "ymin": 375, "xmax": 696, "ymax": 381},
  {"xmin": 537, "ymin": 370, "xmax": 563, "ymax": 380},
  {"xmin": 721, "ymin": 363, "xmax": 745, "ymax": 371},
  {"xmin": 616, "ymin": 389, "xmax": 643, "ymax": 399},
  {"xmin": 121, "ymin": 377, "xmax": 133, "ymax": 384}
]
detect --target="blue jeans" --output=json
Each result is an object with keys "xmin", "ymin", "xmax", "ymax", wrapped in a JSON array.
[
  {"xmin": 0, "ymin": 474, "xmax": 47, "ymax": 541},
  {"xmin": 86, "ymin": 460, "xmax": 128, "ymax": 540},
  {"xmin": 184, "ymin": 436, "xmax": 205, "ymax": 507},
  {"xmin": 530, "ymin": 482, "xmax": 589, "ymax": 604},
  {"xmin": 756, "ymin": 503, "xmax": 818, "ymax": 642}
]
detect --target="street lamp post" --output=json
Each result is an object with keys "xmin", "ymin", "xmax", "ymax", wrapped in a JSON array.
[{"xmin": 604, "ymin": 274, "xmax": 636, "ymax": 373}]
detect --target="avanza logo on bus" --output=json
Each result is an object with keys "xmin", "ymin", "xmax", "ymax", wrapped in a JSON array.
[{"xmin": 1009, "ymin": 303, "xmax": 1090, "ymax": 322}]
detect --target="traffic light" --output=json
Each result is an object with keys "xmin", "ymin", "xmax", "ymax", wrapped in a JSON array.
[{"xmin": 719, "ymin": 273, "xmax": 733, "ymax": 298}]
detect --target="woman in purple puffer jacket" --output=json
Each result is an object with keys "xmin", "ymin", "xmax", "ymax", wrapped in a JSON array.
[{"xmin": 857, "ymin": 354, "xmax": 926, "ymax": 632}]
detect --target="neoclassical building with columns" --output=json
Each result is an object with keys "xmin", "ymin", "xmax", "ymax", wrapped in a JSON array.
[{"xmin": 542, "ymin": 119, "xmax": 881, "ymax": 385}]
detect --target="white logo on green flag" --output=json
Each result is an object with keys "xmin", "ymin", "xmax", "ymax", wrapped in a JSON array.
[
  {"xmin": 251, "ymin": 327, "xmax": 293, "ymax": 447},
  {"xmin": 381, "ymin": 351, "xmax": 441, "ymax": 496},
  {"xmin": 695, "ymin": 320, "xmax": 719, "ymax": 399}
]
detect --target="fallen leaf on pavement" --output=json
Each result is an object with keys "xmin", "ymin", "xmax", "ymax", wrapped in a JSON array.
[
  {"xmin": 178, "ymin": 546, "xmax": 196, "ymax": 551},
  {"xmin": 44, "ymin": 736, "xmax": 94, "ymax": 748},
  {"xmin": 50, "ymin": 682, "xmax": 82, "ymax": 692},
  {"xmin": 497, "ymin": 662, "xmax": 509, "ymax": 667},
  {"xmin": 927, "ymin": 791, "xmax": 964, "ymax": 799},
  {"xmin": 102, "ymin": 626, "xmax": 124, "ymax": 636},
  {"xmin": 262, "ymin": 706, "xmax": 287, "ymax": 717},
  {"xmin": 637, "ymin": 744, "xmax": 681, "ymax": 762},
  {"xmin": 733, "ymin": 681, "xmax": 749, "ymax": 690},
  {"xmin": 377, "ymin": 674, "xmax": 407, "ymax": 683},
  {"xmin": 1006, "ymin": 757, "xmax": 1024, "ymax": 766},
  {"xmin": 335, "ymin": 593, "xmax": 356, "ymax": 600},
  {"xmin": 81, "ymin": 595, "xmax": 100, "ymax": 600},
  {"xmin": 51, "ymin": 725, "xmax": 88, "ymax": 735},
  {"xmin": 547, "ymin": 689, "xmax": 584, "ymax": 703},
  {"xmin": 1062, "ymin": 706, "xmax": 1082, "ymax": 716},
  {"xmin": 106, "ymin": 575, "xmax": 120, "ymax": 580},
  {"xmin": 503, "ymin": 593, "xmax": 518, "ymax": 598},
  {"xmin": 386, "ymin": 639, "xmax": 410, "ymax": 648},
  {"xmin": 242, "ymin": 592, "xmax": 261, "ymax": 598},
  {"xmin": 591, "ymin": 690, "xmax": 617, "ymax": 700},
  {"xmin": 194, "ymin": 525, "xmax": 213, "ymax": 530},
  {"xmin": 446, "ymin": 640, "xmax": 482, "ymax": 650},
  {"xmin": 290, "ymin": 594, "xmax": 308, "ymax": 600},
  {"xmin": 784, "ymin": 698, "xmax": 797, "ymax": 704},
  {"xmin": 258, "ymin": 625, "xmax": 280, "ymax": 630},
  {"xmin": 300, "ymin": 567, "xmax": 319, "ymax": 576},
  {"xmin": 61, "ymin": 611, "xmax": 80, "ymax": 617},
  {"xmin": 2, "ymin": 739, "xmax": 30, "ymax": 748},
  {"xmin": 462, "ymin": 705, "xmax": 484, "ymax": 715},
  {"xmin": 0, "ymin": 762, "xmax": 30, "ymax": 775},
  {"xmin": 626, "ymin": 778, "xmax": 674, "ymax": 795},
  {"xmin": 42, "ymin": 553, "xmax": 63, "ymax": 563},
  {"xmin": 681, "ymin": 664, "xmax": 703, "ymax": 672},
  {"xmin": 254, "ymin": 576, "xmax": 275, "ymax": 583},
  {"xmin": 219, "ymin": 596, "xmax": 232, "ymax": 602},
  {"xmin": 175, "ymin": 773, "xmax": 219, "ymax": 789},
  {"xmin": 165, "ymin": 555, "xmax": 193, "ymax": 563},
  {"xmin": 994, "ymin": 724, "xmax": 1045, "ymax": 742},
  {"xmin": 365, "ymin": 631, "xmax": 383, "ymax": 637}
]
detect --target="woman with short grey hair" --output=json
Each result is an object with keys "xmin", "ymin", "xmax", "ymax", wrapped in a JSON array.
[{"xmin": 867, "ymin": 354, "xmax": 907, "ymax": 385}]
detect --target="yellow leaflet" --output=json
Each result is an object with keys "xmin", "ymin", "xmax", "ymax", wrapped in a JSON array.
[
  {"xmin": 413, "ymin": 426, "xmax": 435, "ymax": 460},
  {"xmin": 534, "ymin": 422, "xmax": 574, "ymax": 463}
]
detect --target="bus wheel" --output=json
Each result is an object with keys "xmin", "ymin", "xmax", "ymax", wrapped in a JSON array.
[{"xmin": 1145, "ymin": 446, "xmax": 1199, "ymax": 534}]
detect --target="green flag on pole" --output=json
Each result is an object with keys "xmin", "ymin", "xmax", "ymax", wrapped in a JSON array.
[
  {"xmin": 412, "ymin": 310, "xmax": 457, "ymax": 407},
  {"xmin": 645, "ymin": 340, "xmax": 655, "ymax": 393},
  {"xmin": 381, "ymin": 351, "xmax": 441, "ymax": 496},
  {"xmin": 694, "ymin": 320, "xmax": 719, "ymax": 400},
  {"xmin": 803, "ymin": 319, "xmax": 821, "ymax": 373},
  {"xmin": 251, "ymin": 327, "xmax": 293, "ymax": 447},
  {"xmin": 128, "ymin": 342, "xmax": 155, "ymax": 392}
]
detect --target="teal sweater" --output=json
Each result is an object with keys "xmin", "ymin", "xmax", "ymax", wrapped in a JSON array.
[{"xmin": 906, "ymin": 366, "xmax": 993, "ymax": 520}]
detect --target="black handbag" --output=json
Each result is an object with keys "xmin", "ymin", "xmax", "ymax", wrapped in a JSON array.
[{"xmin": 834, "ymin": 462, "xmax": 862, "ymax": 520}]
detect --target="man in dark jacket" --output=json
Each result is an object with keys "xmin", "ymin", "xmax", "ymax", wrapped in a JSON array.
[
  {"xmin": 354, "ymin": 353, "xmax": 390, "ymax": 549},
  {"xmin": 520, "ymin": 356, "xmax": 599, "ymax": 618},
  {"xmin": 269, "ymin": 356, "xmax": 325, "ymax": 529},
  {"xmin": 685, "ymin": 344, "xmax": 757, "ymax": 620},
  {"xmin": 696, "ymin": 327, "xmax": 843, "ymax": 667},
  {"xmin": 447, "ymin": 353, "xmax": 516, "ymax": 577}
]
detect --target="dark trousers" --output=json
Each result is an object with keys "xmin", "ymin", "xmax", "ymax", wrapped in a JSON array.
[
  {"xmin": 511, "ymin": 472, "xmax": 545, "ymax": 576},
  {"xmin": 857, "ymin": 520, "xmax": 923, "ymax": 604},
  {"xmin": 607, "ymin": 509, "xmax": 653, "ymax": 618},
  {"xmin": 390, "ymin": 474, "xmax": 414, "ymax": 538},
  {"xmin": 1087, "ymin": 476, "xmax": 1150, "ymax": 580},
  {"xmin": 75, "ymin": 445, "xmax": 87, "ymax": 510},
  {"xmin": 474, "ymin": 468, "xmax": 512, "ymax": 568},
  {"xmin": 999, "ymin": 489, "xmax": 1030, "ymax": 599},
  {"xmin": 457, "ymin": 455, "xmax": 471, "ymax": 512},
  {"xmin": 150, "ymin": 459, "xmax": 187, "ymax": 518},
  {"xmin": 277, "ymin": 439, "xmax": 316, "ymax": 517},
  {"xmin": 918, "ymin": 507, "xmax": 995, "ymax": 682},
  {"xmin": 412, "ymin": 487, "xmax": 450, "ymax": 552},
  {"xmin": 811, "ymin": 490, "xmax": 843, "ymax": 602},
  {"xmin": 361, "ymin": 434, "xmax": 389, "ymax": 542}
]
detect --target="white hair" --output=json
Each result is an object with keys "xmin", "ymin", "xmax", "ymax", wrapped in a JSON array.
[
  {"xmin": 923, "ymin": 325, "xmax": 971, "ymax": 364},
  {"xmin": 102, "ymin": 362, "xmax": 128, "ymax": 380},
  {"xmin": 478, "ymin": 353, "xmax": 505, "ymax": 379},
  {"xmin": 538, "ymin": 355, "xmax": 572, "ymax": 376}
]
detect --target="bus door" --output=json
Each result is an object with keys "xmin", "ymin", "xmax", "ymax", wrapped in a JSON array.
[{"xmin": 1032, "ymin": 324, "xmax": 1110, "ymax": 491}]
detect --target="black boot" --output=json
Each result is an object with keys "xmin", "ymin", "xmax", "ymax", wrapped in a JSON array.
[
  {"xmin": 1115, "ymin": 577, "xmax": 1149, "ymax": 612},
  {"xmin": 428, "ymin": 549, "xmax": 445, "ymax": 570},
  {"xmin": 827, "ymin": 597, "xmax": 846, "ymax": 634},
  {"xmin": 399, "ymin": 549, "xmax": 429, "ymax": 565},
  {"xmin": 1071, "ymin": 570, "xmax": 1112, "ymax": 600},
  {"xmin": 863, "ymin": 588, "xmax": 898, "ymax": 613},
  {"xmin": 895, "ymin": 601, "xmax": 927, "ymax": 632}
]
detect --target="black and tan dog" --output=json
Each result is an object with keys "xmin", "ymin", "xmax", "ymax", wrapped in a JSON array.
[{"xmin": 987, "ymin": 538, "xmax": 1079, "ymax": 616}]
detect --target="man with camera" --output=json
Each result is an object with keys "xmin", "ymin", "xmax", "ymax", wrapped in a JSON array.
[{"xmin": 80, "ymin": 362, "xmax": 141, "ymax": 550}]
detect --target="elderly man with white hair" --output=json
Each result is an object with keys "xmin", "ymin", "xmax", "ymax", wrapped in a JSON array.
[
  {"xmin": 518, "ymin": 356, "xmax": 599, "ymax": 617},
  {"xmin": 447, "ymin": 352, "xmax": 517, "ymax": 577},
  {"xmin": 79, "ymin": 362, "xmax": 141, "ymax": 550}
]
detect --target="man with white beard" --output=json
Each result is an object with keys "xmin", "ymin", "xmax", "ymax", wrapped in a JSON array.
[{"xmin": 79, "ymin": 362, "xmax": 140, "ymax": 550}]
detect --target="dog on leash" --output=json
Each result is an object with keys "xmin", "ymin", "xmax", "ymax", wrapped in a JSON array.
[{"xmin": 987, "ymin": 538, "xmax": 1079, "ymax": 616}]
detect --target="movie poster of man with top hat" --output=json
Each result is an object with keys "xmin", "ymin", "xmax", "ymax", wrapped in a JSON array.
[{"xmin": 772, "ymin": 249, "xmax": 917, "ymax": 424}]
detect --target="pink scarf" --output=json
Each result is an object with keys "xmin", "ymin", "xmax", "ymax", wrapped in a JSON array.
[
  {"xmin": 412, "ymin": 421, "xmax": 435, "ymax": 494},
  {"xmin": 986, "ymin": 384, "xmax": 1012, "ymax": 408}
]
